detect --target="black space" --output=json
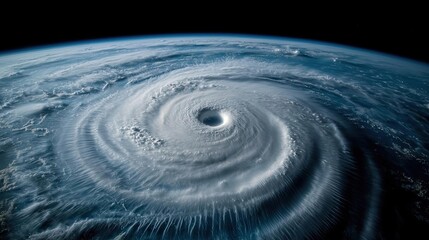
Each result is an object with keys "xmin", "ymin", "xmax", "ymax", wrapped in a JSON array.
[{"xmin": 1, "ymin": 10, "xmax": 428, "ymax": 63}]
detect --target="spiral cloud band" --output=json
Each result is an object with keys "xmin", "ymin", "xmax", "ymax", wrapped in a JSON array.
[{"xmin": 0, "ymin": 36, "xmax": 428, "ymax": 239}]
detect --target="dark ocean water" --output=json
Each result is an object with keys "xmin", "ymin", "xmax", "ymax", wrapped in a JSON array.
[{"xmin": 0, "ymin": 36, "xmax": 428, "ymax": 239}]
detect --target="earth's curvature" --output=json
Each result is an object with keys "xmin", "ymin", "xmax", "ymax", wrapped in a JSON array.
[{"xmin": 0, "ymin": 35, "xmax": 428, "ymax": 239}]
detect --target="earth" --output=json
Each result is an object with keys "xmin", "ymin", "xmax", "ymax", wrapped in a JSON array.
[{"xmin": 0, "ymin": 35, "xmax": 428, "ymax": 239}]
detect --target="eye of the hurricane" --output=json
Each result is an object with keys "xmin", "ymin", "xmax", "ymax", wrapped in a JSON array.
[{"xmin": 198, "ymin": 109, "xmax": 228, "ymax": 127}]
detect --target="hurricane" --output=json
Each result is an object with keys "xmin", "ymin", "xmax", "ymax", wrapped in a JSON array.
[{"xmin": 1, "ymin": 36, "xmax": 428, "ymax": 239}]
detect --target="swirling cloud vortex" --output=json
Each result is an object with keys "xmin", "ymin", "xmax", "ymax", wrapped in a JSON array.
[{"xmin": 1, "ymin": 36, "xmax": 428, "ymax": 239}]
